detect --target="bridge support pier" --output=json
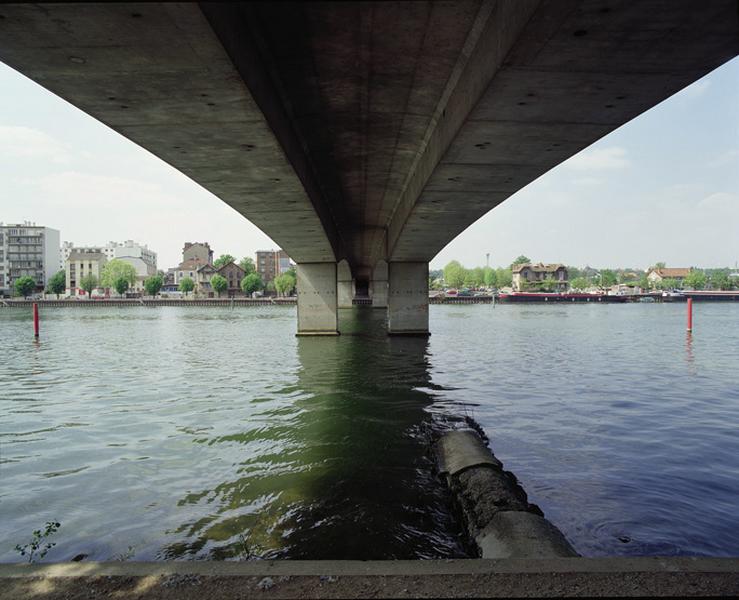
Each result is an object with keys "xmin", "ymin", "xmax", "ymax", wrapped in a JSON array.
[
  {"xmin": 387, "ymin": 262, "xmax": 429, "ymax": 336},
  {"xmin": 296, "ymin": 263, "xmax": 338, "ymax": 336},
  {"xmin": 370, "ymin": 260, "xmax": 388, "ymax": 308},
  {"xmin": 337, "ymin": 260, "xmax": 354, "ymax": 309}
]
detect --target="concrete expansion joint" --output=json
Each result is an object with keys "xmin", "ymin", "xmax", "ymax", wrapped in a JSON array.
[{"xmin": 434, "ymin": 428, "xmax": 578, "ymax": 559}]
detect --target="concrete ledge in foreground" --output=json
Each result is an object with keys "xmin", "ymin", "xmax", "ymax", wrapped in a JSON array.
[{"xmin": 2, "ymin": 558, "xmax": 739, "ymax": 599}]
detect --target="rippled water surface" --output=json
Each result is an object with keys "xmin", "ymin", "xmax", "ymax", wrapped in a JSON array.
[{"xmin": 1, "ymin": 304, "xmax": 738, "ymax": 561}]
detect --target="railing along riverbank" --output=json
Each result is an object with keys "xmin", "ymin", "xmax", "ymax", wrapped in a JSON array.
[{"xmin": 0, "ymin": 298, "xmax": 298, "ymax": 308}]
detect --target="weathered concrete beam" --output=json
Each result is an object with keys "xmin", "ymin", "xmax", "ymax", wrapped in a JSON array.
[
  {"xmin": 370, "ymin": 260, "xmax": 388, "ymax": 308},
  {"xmin": 387, "ymin": 262, "xmax": 429, "ymax": 335},
  {"xmin": 436, "ymin": 429, "xmax": 578, "ymax": 559},
  {"xmin": 3, "ymin": 559, "xmax": 739, "ymax": 598},
  {"xmin": 296, "ymin": 263, "xmax": 338, "ymax": 336}
]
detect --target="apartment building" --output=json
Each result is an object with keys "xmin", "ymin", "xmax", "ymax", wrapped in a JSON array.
[
  {"xmin": 0, "ymin": 222, "xmax": 60, "ymax": 296},
  {"xmin": 256, "ymin": 249, "xmax": 291, "ymax": 284}
]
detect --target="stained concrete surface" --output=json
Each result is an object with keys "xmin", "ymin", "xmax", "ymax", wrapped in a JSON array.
[{"xmin": 2, "ymin": 559, "xmax": 739, "ymax": 599}]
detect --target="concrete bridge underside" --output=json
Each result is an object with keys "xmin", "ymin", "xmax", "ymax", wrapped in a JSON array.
[{"xmin": 1, "ymin": 1, "xmax": 737, "ymax": 334}]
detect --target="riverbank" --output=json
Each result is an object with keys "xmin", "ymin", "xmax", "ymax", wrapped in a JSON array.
[{"xmin": 2, "ymin": 558, "xmax": 738, "ymax": 599}]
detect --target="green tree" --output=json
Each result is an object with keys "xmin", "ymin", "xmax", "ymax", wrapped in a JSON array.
[
  {"xmin": 462, "ymin": 271, "xmax": 477, "ymax": 288},
  {"xmin": 274, "ymin": 272, "xmax": 296, "ymax": 296},
  {"xmin": 638, "ymin": 272, "xmax": 650, "ymax": 290},
  {"xmin": 179, "ymin": 276, "xmax": 195, "ymax": 296},
  {"xmin": 540, "ymin": 277, "xmax": 558, "ymax": 292},
  {"xmin": 113, "ymin": 276, "xmax": 129, "ymax": 297},
  {"xmin": 570, "ymin": 277, "xmax": 590, "ymax": 291},
  {"xmin": 653, "ymin": 261, "xmax": 666, "ymax": 269},
  {"xmin": 79, "ymin": 274, "xmax": 98, "ymax": 298},
  {"xmin": 599, "ymin": 269, "xmax": 618, "ymax": 287},
  {"xmin": 511, "ymin": 255, "xmax": 531, "ymax": 266},
  {"xmin": 14, "ymin": 275, "xmax": 36, "ymax": 298},
  {"xmin": 101, "ymin": 259, "xmax": 137, "ymax": 290},
  {"xmin": 443, "ymin": 260, "xmax": 466, "ymax": 288},
  {"xmin": 241, "ymin": 272, "xmax": 264, "ymax": 295},
  {"xmin": 210, "ymin": 274, "xmax": 227, "ymax": 297},
  {"xmin": 46, "ymin": 270, "xmax": 66, "ymax": 298},
  {"xmin": 483, "ymin": 266, "xmax": 496, "ymax": 288},
  {"xmin": 710, "ymin": 269, "xmax": 733, "ymax": 290},
  {"xmin": 214, "ymin": 254, "xmax": 236, "ymax": 269},
  {"xmin": 495, "ymin": 267, "xmax": 512, "ymax": 288},
  {"xmin": 684, "ymin": 270, "xmax": 706, "ymax": 290},
  {"xmin": 660, "ymin": 277, "xmax": 678, "ymax": 290},
  {"xmin": 143, "ymin": 275, "xmax": 163, "ymax": 297},
  {"xmin": 239, "ymin": 257, "xmax": 256, "ymax": 275}
]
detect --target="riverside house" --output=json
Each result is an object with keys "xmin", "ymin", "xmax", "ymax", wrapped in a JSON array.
[
  {"xmin": 646, "ymin": 267, "xmax": 691, "ymax": 287},
  {"xmin": 512, "ymin": 263, "xmax": 568, "ymax": 292}
]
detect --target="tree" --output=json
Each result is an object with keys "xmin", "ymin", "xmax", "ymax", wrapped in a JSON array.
[
  {"xmin": 101, "ymin": 260, "xmax": 137, "ymax": 290},
  {"xmin": 14, "ymin": 276, "xmax": 36, "ymax": 298},
  {"xmin": 214, "ymin": 254, "xmax": 236, "ymax": 269},
  {"xmin": 638, "ymin": 272, "xmax": 650, "ymax": 291},
  {"xmin": 143, "ymin": 275, "xmax": 163, "ymax": 297},
  {"xmin": 462, "ymin": 271, "xmax": 477, "ymax": 288},
  {"xmin": 540, "ymin": 277, "xmax": 558, "ymax": 292},
  {"xmin": 113, "ymin": 277, "xmax": 129, "ymax": 297},
  {"xmin": 570, "ymin": 277, "xmax": 590, "ymax": 291},
  {"xmin": 239, "ymin": 257, "xmax": 256, "ymax": 275},
  {"xmin": 710, "ymin": 270, "xmax": 733, "ymax": 291},
  {"xmin": 654, "ymin": 262, "xmax": 666, "ymax": 269},
  {"xmin": 274, "ymin": 272, "xmax": 296, "ymax": 296},
  {"xmin": 660, "ymin": 278, "xmax": 678, "ymax": 291},
  {"xmin": 511, "ymin": 255, "xmax": 531, "ymax": 266},
  {"xmin": 210, "ymin": 274, "xmax": 227, "ymax": 297},
  {"xmin": 483, "ymin": 266, "xmax": 496, "ymax": 288},
  {"xmin": 495, "ymin": 267, "xmax": 512, "ymax": 288},
  {"xmin": 46, "ymin": 270, "xmax": 66, "ymax": 299},
  {"xmin": 241, "ymin": 272, "xmax": 264, "ymax": 295},
  {"xmin": 599, "ymin": 269, "xmax": 618, "ymax": 287},
  {"xmin": 80, "ymin": 274, "xmax": 98, "ymax": 298},
  {"xmin": 443, "ymin": 261, "xmax": 466, "ymax": 288},
  {"xmin": 179, "ymin": 276, "xmax": 195, "ymax": 296},
  {"xmin": 684, "ymin": 270, "xmax": 706, "ymax": 290}
]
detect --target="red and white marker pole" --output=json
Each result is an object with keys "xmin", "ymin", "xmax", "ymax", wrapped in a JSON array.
[
  {"xmin": 686, "ymin": 297, "xmax": 693, "ymax": 333},
  {"xmin": 33, "ymin": 302, "xmax": 39, "ymax": 338}
]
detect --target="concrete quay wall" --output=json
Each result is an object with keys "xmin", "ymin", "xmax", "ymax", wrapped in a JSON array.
[{"xmin": 2, "ymin": 558, "xmax": 738, "ymax": 599}]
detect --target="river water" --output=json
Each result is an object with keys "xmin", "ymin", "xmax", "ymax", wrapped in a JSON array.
[{"xmin": 1, "ymin": 304, "xmax": 738, "ymax": 561}]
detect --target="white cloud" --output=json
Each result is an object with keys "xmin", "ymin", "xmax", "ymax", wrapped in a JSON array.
[
  {"xmin": 697, "ymin": 191, "xmax": 738, "ymax": 212},
  {"xmin": 564, "ymin": 146, "xmax": 630, "ymax": 171},
  {"xmin": 0, "ymin": 125, "xmax": 71, "ymax": 163},
  {"xmin": 706, "ymin": 148, "xmax": 739, "ymax": 168}
]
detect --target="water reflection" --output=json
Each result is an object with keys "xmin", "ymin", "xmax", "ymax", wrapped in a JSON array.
[{"xmin": 161, "ymin": 309, "xmax": 470, "ymax": 560}]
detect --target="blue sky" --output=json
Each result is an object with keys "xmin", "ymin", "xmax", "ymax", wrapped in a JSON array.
[{"xmin": 1, "ymin": 56, "xmax": 737, "ymax": 271}]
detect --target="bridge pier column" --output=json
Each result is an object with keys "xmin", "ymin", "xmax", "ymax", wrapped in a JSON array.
[
  {"xmin": 387, "ymin": 262, "xmax": 429, "ymax": 336},
  {"xmin": 296, "ymin": 263, "xmax": 338, "ymax": 336},
  {"xmin": 370, "ymin": 260, "xmax": 388, "ymax": 308},
  {"xmin": 337, "ymin": 259, "xmax": 354, "ymax": 309}
]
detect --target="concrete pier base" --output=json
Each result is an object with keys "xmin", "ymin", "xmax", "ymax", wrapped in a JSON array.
[
  {"xmin": 387, "ymin": 262, "xmax": 429, "ymax": 335},
  {"xmin": 370, "ymin": 260, "xmax": 388, "ymax": 308},
  {"xmin": 296, "ymin": 263, "xmax": 338, "ymax": 336}
]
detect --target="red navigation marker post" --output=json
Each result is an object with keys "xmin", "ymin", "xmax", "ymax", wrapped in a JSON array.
[
  {"xmin": 33, "ymin": 302, "xmax": 40, "ymax": 338},
  {"xmin": 687, "ymin": 297, "xmax": 693, "ymax": 333}
]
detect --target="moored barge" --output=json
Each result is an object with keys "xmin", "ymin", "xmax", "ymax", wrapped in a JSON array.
[{"xmin": 497, "ymin": 292, "xmax": 628, "ymax": 303}]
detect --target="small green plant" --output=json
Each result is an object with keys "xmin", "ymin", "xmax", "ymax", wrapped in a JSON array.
[{"xmin": 15, "ymin": 521, "xmax": 60, "ymax": 563}]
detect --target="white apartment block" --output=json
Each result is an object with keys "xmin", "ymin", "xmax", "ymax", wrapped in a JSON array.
[
  {"xmin": 0, "ymin": 222, "xmax": 60, "ymax": 296},
  {"xmin": 61, "ymin": 240, "xmax": 157, "ymax": 292}
]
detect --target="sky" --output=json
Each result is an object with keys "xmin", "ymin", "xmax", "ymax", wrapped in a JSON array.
[{"xmin": 1, "ymin": 56, "xmax": 738, "ymax": 271}]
